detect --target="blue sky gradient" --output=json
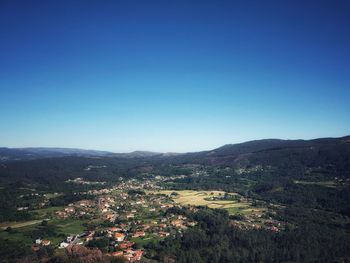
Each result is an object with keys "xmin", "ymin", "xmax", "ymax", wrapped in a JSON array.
[{"xmin": 0, "ymin": 0, "xmax": 349, "ymax": 152}]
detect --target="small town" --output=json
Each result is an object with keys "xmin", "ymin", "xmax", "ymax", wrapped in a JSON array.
[
  {"xmin": 10, "ymin": 171, "xmax": 283, "ymax": 263},
  {"xmin": 25, "ymin": 176, "xmax": 200, "ymax": 262}
]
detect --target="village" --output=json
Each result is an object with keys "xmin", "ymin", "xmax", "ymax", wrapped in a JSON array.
[
  {"xmin": 31, "ymin": 177, "xmax": 198, "ymax": 262},
  {"xmin": 0, "ymin": 171, "xmax": 286, "ymax": 263}
]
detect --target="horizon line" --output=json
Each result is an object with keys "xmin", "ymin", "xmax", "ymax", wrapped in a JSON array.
[{"xmin": 1, "ymin": 134, "xmax": 349, "ymax": 154}]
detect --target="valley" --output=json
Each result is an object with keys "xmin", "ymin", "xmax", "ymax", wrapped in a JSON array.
[{"xmin": 0, "ymin": 137, "xmax": 350, "ymax": 262}]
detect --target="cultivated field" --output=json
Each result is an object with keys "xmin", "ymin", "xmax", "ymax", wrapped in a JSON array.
[
  {"xmin": 156, "ymin": 190, "xmax": 262, "ymax": 215},
  {"xmin": 294, "ymin": 180, "xmax": 337, "ymax": 188}
]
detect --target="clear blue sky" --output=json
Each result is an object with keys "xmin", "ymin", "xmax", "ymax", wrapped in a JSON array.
[{"xmin": 0, "ymin": 0, "xmax": 349, "ymax": 152}]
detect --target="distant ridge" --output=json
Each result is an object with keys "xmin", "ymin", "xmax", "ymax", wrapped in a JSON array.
[
  {"xmin": 0, "ymin": 135, "xmax": 349, "ymax": 162},
  {"xmin": 113, "ymin": 151, "xmax": 162, "ymax": 158},
  {"xmin": 0, "ymin": 147, "xmax": 179, "ymax": 162},
  {"xmin": 204, "ymin": 135, "xmax": 350, "ymax": 156},
  {"xmin": 0, "ymin": 147, "xmax": 115, "ymax": 162}
]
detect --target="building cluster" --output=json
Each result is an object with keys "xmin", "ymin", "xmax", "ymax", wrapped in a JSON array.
[
  {"xmin": 32, "ymin": 238, "xmax": 51, "ymax": 251},
  {"xmin": 231, "ymin": 214, "xmax": 284, "ymax": 232},
  {"xmin": 56, "ymin": 199, "xmax": 96, "ymax": 219},
  {"xmin": 33, "ymin": 178, "xmax": 199, "ymax": 262},
  {"xmin": 17, "ymin": 192, "xmax": 50, "ymax": 211},
  {"xmin": 65, "ymin": 177, "xmax": 107, "ymax": 185}
]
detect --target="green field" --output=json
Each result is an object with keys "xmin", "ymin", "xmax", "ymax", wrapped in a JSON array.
[
  {"xmin": 130, "ymin": 233, "xmax": 163, "ymax": 247},
  {"xmin": 32, "ymin": 206, "xmax": 64, "ymax": 218},
  {"xmin": 0, "ymin": 217, "xmax": 88, "ymax": 246},
  {"xmin": 0, "ymin": 227, "xmax": 34, "ymax": 243},
  {"xmin": 52, "ymin": 218, "xmax": 87, "ymax": 235}
]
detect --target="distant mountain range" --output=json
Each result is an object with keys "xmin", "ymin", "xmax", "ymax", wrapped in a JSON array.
[
  {"xmin": 192, "ymin": 135, "xmax": 350, "ymax": 158},
  {"xmin": 1, "ymin": 135, "xmax": 349, "ymax": 162},
  {"xmin": 0, "ymin": 135, "xmax": 349, "ymax": 185},
  {"xmin": 0, "ymin": 147, "xmax": 112, "ymax": 161},
  {"xmin": 174, "ymin": 135, "xmax": 350, "ymax": 168},
  {"xmin": 0, "ymin": 147, "xmax": 179, "ymax": 162}
]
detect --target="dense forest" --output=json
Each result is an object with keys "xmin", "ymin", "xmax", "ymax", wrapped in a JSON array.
[{"xmin": 151, "ymin": 207, "xmax": 350, "ymax": 263}]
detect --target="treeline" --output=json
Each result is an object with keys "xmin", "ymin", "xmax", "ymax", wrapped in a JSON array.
[
  {"xmin": 0, "ymin": 156, "xmax": 150, "ymax": 185},
  {"xmin": 0, "ymin": 186, "xmax": 38, "ymax": 222},
  {"xmin": 0, "ymin": 183, "xmax": 96, "ymax": 222},
  {"xmin": 0, "ymin": 238, "xmax": 32, "ymax": 263}
]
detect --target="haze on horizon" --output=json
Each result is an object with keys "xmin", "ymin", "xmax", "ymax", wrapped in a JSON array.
[{"xmin": 0, "ymin": 0, "xmax": 349, "ymax": 153}]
